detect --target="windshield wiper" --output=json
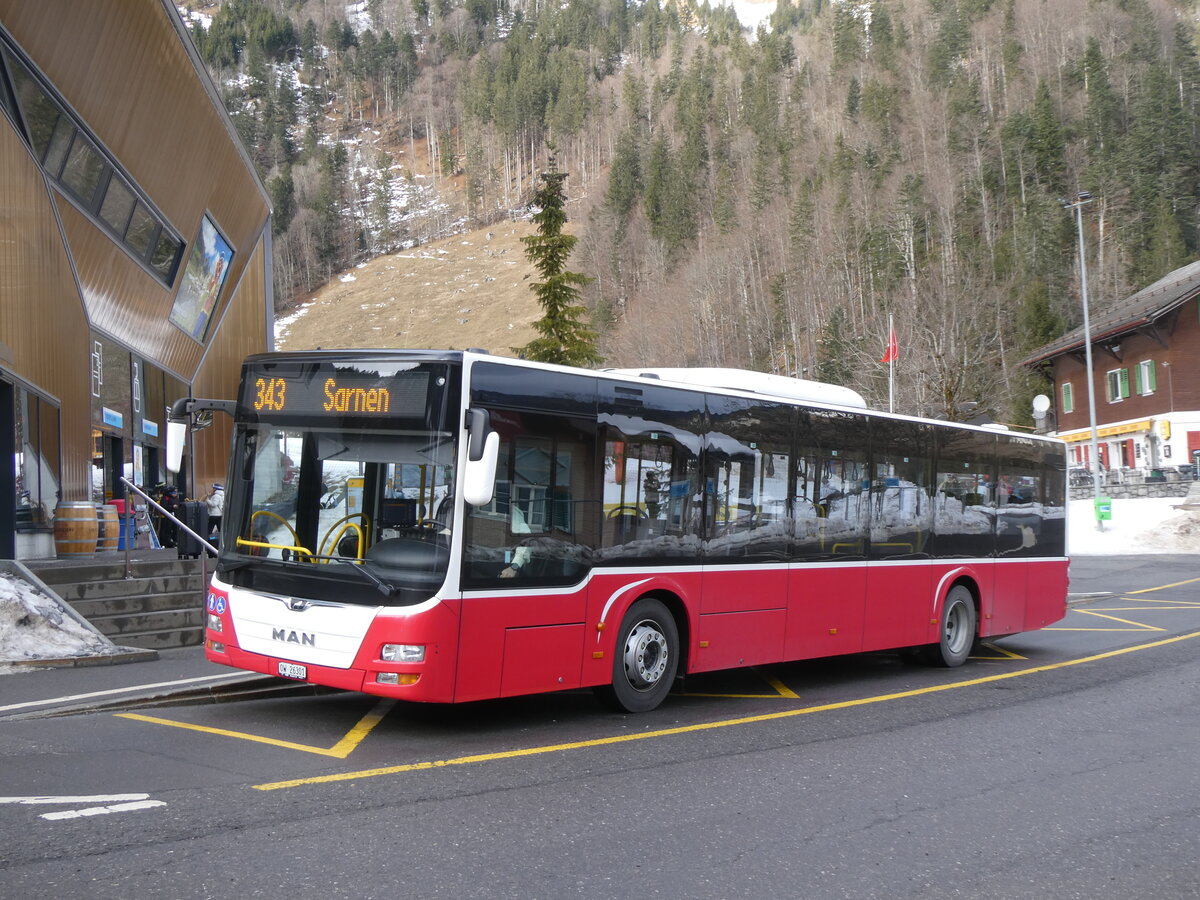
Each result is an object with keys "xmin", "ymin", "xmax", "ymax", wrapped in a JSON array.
[{"xmin": 320, "ymin": 555, "xmax": 395, "ymax": 597}]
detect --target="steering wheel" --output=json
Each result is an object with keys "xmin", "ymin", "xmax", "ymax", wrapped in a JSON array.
[{"xmin": 607, "ymin": 505, "xmax": 648, "ymax": 519}]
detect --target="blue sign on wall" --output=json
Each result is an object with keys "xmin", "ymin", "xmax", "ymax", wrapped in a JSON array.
[{"xmin": 102, "ymin": 407, "xmax": 124, "ymax": 429}]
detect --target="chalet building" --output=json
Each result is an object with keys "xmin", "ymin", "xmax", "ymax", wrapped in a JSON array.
[
  {"xmin": 0, "ymin": 1, "xmax": 272, "ymax": 559},
  {"xmin": 1023, "ymin": 259, "xmax": 1200, "ymax": 479}
]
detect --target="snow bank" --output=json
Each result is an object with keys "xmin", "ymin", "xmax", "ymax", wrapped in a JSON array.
[
  {"xmin": 1068, "ymin": 496, "xmax": 1200, "ymax": 556},
  {"xmin": 0, "ymin": 572, "xmax": 116, "ymax": 664}
]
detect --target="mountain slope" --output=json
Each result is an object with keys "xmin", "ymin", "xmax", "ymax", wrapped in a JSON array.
[{"xmin": 276, "ymin": 221, "xmax": 543, "ymax": 353}]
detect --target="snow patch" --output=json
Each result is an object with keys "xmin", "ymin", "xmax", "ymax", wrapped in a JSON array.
[{"xmin": 0, "ymin": 573, "xmax": 115, "ymax": 664}]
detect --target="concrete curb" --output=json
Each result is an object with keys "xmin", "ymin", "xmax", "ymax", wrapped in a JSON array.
[
  {"xmin": 1067, "ymin": 592, "xmax": 1116, "ymax": 605},
  {"xmin": 4, "ymin": 647, "xmax": 159, "ymax": 669}
]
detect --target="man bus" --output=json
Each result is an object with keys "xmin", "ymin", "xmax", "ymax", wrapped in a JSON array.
[{"xmin": 172, "ymin": 350, "xmax": 1068, "ymax": 713}]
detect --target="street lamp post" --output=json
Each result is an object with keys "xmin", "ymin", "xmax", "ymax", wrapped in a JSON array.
[{"xmin": 1063, "ymin": 191, "xmax": 1104, "ymax": 531}]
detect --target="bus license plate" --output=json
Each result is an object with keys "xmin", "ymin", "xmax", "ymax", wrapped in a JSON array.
[{"xmin": 277, "ymin": 662, "xmax": 307, "ymax": 680}]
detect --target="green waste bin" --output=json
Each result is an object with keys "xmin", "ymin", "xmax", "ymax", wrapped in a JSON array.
[{"xmin": 1094, "ymin": 496, "xmax": 1113, "ymax": 521}]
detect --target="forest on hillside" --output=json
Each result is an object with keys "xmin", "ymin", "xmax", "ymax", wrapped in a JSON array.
[{"xmin": 187, "ymin": 0, "xmax": 1200, "ymax": 423}]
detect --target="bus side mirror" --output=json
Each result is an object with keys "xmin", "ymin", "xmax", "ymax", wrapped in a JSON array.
[
  {"xmin": 166, "ymin": 421, "xmax": 187, "ymax": 473},
  {"xmin": 165, "ymin": 397, "xmax": 235, "ymax": 473},
  {"xmin": 463, "ymin": 408, "xmax": 499, "ymax": 506}
]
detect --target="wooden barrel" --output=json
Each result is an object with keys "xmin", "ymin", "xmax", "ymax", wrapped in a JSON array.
[
  {"xmin": 53, "ymin": 501, "xmax": 98, "ymax": 558},
  {"xmin": 96, "ymin": 504, "xmax": 119, "ymax": 552}
]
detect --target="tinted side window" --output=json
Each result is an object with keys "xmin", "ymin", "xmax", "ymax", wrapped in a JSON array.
[
  {"xmin": 705, "ymin": 394, "xmax": 792, "ymax": 562},
  {"xmin": 461, "ymin": 409, "xmax": 598, "ymax": 588},
  {"xmin": 933, "ymin": 429, "xmax": 996, "ymax": 558},
  {"xmin": 794, "ymin": 408, "xmax": 869, "ymax": 561},
  {"xmin": 997, "ymin": 437, "xmax": 1065, "ymax": 558},
  {"xmin": 597, "ymin": 381, "xmax": 704, "ymax": 564},
  {"xmin": 869, "ymin": 419, "xmax": 934, "ymax": 560}
]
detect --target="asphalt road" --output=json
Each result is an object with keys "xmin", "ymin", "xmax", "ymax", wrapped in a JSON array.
[{"xmin": 1, "ymin": 555, "xmax": 1198, "ymax": 899}]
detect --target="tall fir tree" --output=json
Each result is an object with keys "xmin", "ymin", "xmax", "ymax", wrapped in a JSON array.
[{"xmin": 516, "ymin": 161, "xmax": 601, "ymax": 367}]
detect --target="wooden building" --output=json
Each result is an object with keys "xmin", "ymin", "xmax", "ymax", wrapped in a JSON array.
[
  {"xmin": 1023, "ymin": 259, "xmax": 1200, "ymax": 478},
  {"xmin": 0, "ymin": 1, "xmax": 272, "ymax": 559}
]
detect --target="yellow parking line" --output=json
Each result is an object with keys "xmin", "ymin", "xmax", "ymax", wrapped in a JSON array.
[
  {"xmin": 1070, "ymin": 610, "xmax": 1166, "ymax": 631},
  {"xmin": 253, "ymin": 629, "xmax": 1200, "ymax": 792},
  {"xmin": 682, "ymin": 670, "xmax": 801, "ymax": 701},
  {"xmin": 117, "ymin": 698, "xmax": 395, "ymax": 758},
  {"xmin": 1127, "ymin": 577, "xmax": 1200, "ymax": 594},
  {"xmin": 1117, "ymin": 598, "xmax": 1200, "ymax": 608},
  {"xmin": 974, "ymin": 642, "xmax": 1026, "ymax": 660}
]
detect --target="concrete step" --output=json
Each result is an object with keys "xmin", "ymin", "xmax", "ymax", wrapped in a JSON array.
[
  {"xmin": 26, "ymin": 554, "xmax": 209, "ymax": 650},
  {"xmin": 48, "ymin": 574, "xmax": 205, "ymax": 602},
  {"xmin": 68, "ymin": 591, "xmax": 203, "ymax": 620},
  {"xmin": 88, "ymin": 607, "xmax": 205, "ymax": 638},
  {"xmin": 30, "ymin": 558, "xmax": 206, "ymax": 586},
  {"xmin": 108, "ymin": 626, "xmax": 206, "ymax": 651}
]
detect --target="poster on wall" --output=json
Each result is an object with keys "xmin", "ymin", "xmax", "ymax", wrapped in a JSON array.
[{"xmin": 169, "ymin": 215, "xmax": 233, "ymax": 342}]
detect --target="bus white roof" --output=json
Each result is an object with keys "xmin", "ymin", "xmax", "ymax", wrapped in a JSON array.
[{"xmin": 604, "ymin": 367, "xmax": 868, "ymax": 409}]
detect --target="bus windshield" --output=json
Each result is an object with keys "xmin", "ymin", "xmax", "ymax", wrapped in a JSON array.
[{"xmin": 221, "ymin": 422, "xmax": 457, "ymax": 605}]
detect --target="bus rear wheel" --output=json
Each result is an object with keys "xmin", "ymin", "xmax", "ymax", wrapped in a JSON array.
[
  {"xmin": 597, "ymin": 598, "xmax": 679, "ymax": 713},
  {"xmin": 931, "ymin": 584, "xmax": 977, "ymax": 667}
]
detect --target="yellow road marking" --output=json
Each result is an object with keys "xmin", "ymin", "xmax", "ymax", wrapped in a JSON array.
[
  {"xmin": 253, "ymin": 629, "xmax": 1200, "ymax": 792},
  {"xmin": 683, "ymin": 670, "xmax": 801, "ymax": 700},
  {"xmin": 1111, "ymin": 598, "xmax": 1200, "ymax": 608},
  {"xmin": 1069, "ymin": 610, "xmax": 1166, "ymax": 631},
  {"xmin": 1128, "ymin": 577, "xmax": 1200, "ymax": 595},
  {"xmin": 117, "ymin": 699, "xmax": 395, "ymax": 758},
  {"xmin": 974, "ymin": 642, "xmax": 1026, "ymax": 660}
]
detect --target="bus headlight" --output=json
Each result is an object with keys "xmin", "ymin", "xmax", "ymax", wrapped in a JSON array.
[
  {"xmin": 381, "ymin": 643, "xmax": 425, "ymax": 663},
  {"xmin": 207, "ymin": 613, "xmax": 223, "ymax": 632}
]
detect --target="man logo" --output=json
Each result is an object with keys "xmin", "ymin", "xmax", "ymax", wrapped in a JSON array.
[
  {"xmin": 286, "ymin": 598, "xmax": 310, "ymax": 611},
  {"xmin": 272, "ymin": 628, "xmax": 315, "ymax": 647}
]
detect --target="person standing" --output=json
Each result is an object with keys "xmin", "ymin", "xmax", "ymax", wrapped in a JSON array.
[{"xmin": 206, "ymin": 482, "xmax": 225, "ymax": 541}]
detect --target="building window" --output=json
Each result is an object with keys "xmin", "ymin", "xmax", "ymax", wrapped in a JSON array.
[
  {"xmin": 0, "ymin": 34, "xmax": 184, "ymax": 287},
  {"xmin": 1061, "ymin": 382, "xmax": 1074, "ymax": 414},
  {"xmin": 14, "ymin": 387, "xmax": 60, "ymax": 532},
  {"xmin": 1105, "ymin": 368, "xmax": 1129, "ymax": 403},
  {"xmin": 1135, "ymin": 360, "xmax": 1157, "ymax": 395}
]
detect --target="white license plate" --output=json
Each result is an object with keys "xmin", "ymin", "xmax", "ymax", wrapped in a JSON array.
[{"xmin": 277, "ymin": 662, "xmax": 307, "ymax": 680}]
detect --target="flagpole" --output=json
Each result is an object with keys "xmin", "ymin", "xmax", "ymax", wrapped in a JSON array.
[{"xmin": 888, "ymin": 314, "xmax": 895, "ymax": 414}]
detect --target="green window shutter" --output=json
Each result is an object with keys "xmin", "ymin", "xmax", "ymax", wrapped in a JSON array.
[
  {"xmin": 1119, "ymin": 368, "xmax": 1130, "ymax": 399},
  {"xmin": 1062, "ymin": 382, "xmax": 1073, "ymax": 413},
  {"xmin": 1148, "ymin": 362, "xmax": 1157, "ymax": 392}
]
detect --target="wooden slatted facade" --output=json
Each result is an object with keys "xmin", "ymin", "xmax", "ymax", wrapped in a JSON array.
[{"xmin": 0, "ymin": 0, "xmax": 271, "ymax": 559}]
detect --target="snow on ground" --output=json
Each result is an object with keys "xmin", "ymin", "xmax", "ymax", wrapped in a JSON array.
[
  {"xmin": 2, "ymin": 499, "xmax": 1195, "ymax": 667},
  {"xmin": 0, "ymin": 573, "xmax": 117, "ymax": 668},
  {"xmin": 1068, "ymin": 496, "xmax": 1200, "ymax": 556}
]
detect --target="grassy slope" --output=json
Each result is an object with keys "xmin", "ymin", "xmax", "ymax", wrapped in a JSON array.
[{"xmin": 276, "ymin": 221, "xmax": 544, "ymax": 355}]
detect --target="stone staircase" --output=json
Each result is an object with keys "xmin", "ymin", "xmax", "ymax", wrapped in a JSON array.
[{"xmin": 27, "ymin": 557, "xmax": 209, "ymax": 650}]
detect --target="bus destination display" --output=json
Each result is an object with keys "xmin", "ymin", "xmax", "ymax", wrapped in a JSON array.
[{"xmin": 241, "ymin": 365, "xmax": 431, "ymax": 418}]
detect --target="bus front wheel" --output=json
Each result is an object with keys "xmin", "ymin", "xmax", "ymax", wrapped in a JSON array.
[{"xmin": 597, "ymin": 598, "xmax": 679, "ymax": 713}]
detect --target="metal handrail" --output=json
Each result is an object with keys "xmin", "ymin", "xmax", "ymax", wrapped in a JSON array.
[{"xmin": 119, "ymin": 477, "xmax": 216, "ymax": 585}]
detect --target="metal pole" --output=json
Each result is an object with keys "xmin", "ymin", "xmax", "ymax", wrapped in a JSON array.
[
  {"xmin": 888, "ymin": 313, "xmax": 895, "ymax": 414},
  {"xmin": 122, "ymin": 480, "xmax": 133, "ymax": 580},
  {"xmin": 1073, "ymin": 198, "xmax": 1104, "ymax": 532}
]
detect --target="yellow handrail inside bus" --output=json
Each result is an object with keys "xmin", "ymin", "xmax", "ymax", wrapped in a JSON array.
[
  {"xmin": 319, "ymin": 515, "xmax": 369, "ymax": 561},
  {"xmin": 245, "ymin": 509, "xmax": 313, "ymax": 562},
  {"xmin": 236, "ymin": 536, "xmax": 315, "ymax": 559}
]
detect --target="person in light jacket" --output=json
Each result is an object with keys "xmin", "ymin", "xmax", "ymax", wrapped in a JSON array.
[{"xmin": 206, "ymin": 483, "xmax": 225, "ymax": 539}]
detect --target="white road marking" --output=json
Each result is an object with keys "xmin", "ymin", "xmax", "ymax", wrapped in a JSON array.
[
  {"xmin": 0, "ymin": 793, "xmax": 150, "ymax": 805},
  {"xmin": 40, "ymin": 800, "xmax": 165, "ymax": 820},
  {"xmin": 0, "ymin": 793, "xmax": 167, "ymax": 821},
  {"xmin": 0, "ymin": 672, "xmax": 254, "ymax": 714}
]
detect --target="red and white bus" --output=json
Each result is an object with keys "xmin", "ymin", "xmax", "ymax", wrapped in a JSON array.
[{"xmin": 177, "ymin": 350, "xmax": 1068, "ymax": 713}]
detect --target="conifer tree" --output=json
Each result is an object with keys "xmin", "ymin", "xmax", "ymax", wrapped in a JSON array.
[{"xmin": 516, "ymin": 161, "xmax": 601, "ymax": 367}]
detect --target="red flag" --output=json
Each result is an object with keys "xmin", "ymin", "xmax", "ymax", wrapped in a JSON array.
[{"xmin": 881, "ymin": 326, "xmax": 899, "ymax": 364}]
